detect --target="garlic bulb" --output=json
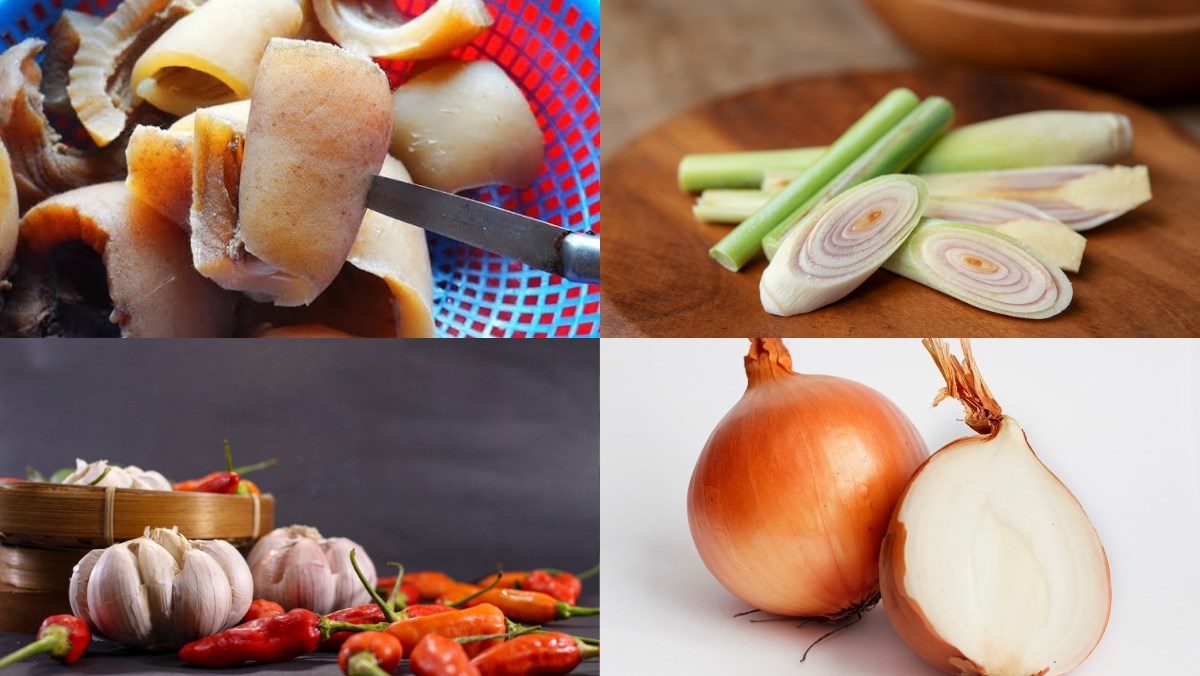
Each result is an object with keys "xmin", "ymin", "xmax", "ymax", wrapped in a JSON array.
[
  {"xmin": 62, "ymin": 459, "xmax": 172, "ymax": 491},
  {"xmin": 69, "ymin": 527, "xmax": 252, "ymax": 649},
  {"xmin": 246, "ymin": 525, "xmax": 376, "ymax": 614}
]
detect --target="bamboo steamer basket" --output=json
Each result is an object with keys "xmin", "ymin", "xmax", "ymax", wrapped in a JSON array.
[{"xmin": 0, "ymin": 482, "xmax": 275, "ymax": 631}]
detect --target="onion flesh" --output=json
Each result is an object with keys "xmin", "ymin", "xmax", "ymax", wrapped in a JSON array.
[
  {"xmin": 880, "ymin": 339, "xmax": 1110, "ymax": 675},
  {"xmin": 687, "ymin": 338, "xmax": 927, "ymax": 618}
]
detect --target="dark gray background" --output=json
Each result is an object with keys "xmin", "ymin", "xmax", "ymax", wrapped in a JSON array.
[{"xmin": 0, "ymin": 340, "xmax": 599, "ymax": 674}]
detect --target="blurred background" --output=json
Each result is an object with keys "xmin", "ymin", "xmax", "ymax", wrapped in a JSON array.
[
  {"xmin": 0, "ymin": 341, "xmax": 599, "ymax": 577},
  {"xmin": 603, "ymin": 0, "xmax": 1200, "ymax": 158}
]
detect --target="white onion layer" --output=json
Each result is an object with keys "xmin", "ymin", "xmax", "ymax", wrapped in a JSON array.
[{"xmin": 760, "ymin": 174, "xmax": 928, "ymax": 316}]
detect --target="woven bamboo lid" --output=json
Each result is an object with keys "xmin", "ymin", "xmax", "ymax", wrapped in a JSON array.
[
  {"xmin": 0, "ymin": 583, "xmax": 69, "ymax": 633},
  {"xmin": 0, "ymin": 483, "xmax": 275, "ymax": 548},
  {"xmin": 0, "ymin": 545, "xmax": 80, "ymax": 591}
]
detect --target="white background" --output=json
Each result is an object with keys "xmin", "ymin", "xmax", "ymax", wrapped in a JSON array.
[{"xmin": 600, "ymin": 339, "xmax": 1200, "ymax": 673}]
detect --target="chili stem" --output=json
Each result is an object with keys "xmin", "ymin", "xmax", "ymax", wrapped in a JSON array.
[
  {"xmin": 349, "ymin": 549, "xmax": 399, "ymax": 623},
  {"xmin": 447, "ymin": 572, "xmax": 503, "ymax": 608},
  {"xmin": 454, "ymin": 625, "xmax": 539, "ymax": 644},
  {"xmin": 384, "ymin": 562, "xmax": 406, "ymax": 611},
  {"xmin": 709, "ymin": 88, "xmax": 919, "ymax": 271},
  {"xmin": 574, "ymin": 564, "xmax": 599, "ymax": 581},
  {"xmin": 555, "ymin": 602, "xmax": 599, "ymax": 619},
  {"xmin": 347, "ymin": 651, "xmax": 389, "ymax": 676},
  {"xmin": 231, "ymin": 458, "xmax": 277, "ymax": 475},
  {"xmin": 577, "ymin": 641, "xmax": 600, "ymax": 660},
  {"xmin": 322, "ymin": 619, "xmax": 390, "ymax": 638},
  {"xmin": 223, "ymin": 439, "xmax": 234, "ymax": 472},
  {"xmin": 0, "ymin": 627, "xmax": 67, "ymax": 668}
]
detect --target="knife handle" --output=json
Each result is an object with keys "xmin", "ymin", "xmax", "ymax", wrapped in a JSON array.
[{"xmin": 562, "ymin": 233, "xmax": 600, "ymax": 285}]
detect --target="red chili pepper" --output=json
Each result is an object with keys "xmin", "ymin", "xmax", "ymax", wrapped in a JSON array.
[
  {"xmin": 322, "ymin": 604, "xmax": 390, "ymax": 651},
  {"xmin": 520, "ymin": 570, "xmax": 574, "ymax": 604},
  {"xmin": 179, "ymin": 608, "xmax": 386, "ymax": 667},
  {"xmin": 409, "ymin": 633, "xmax": 480, "ymax": 676},
  {"xmin": 441, "ymin": 587, "xmax": 600, "ymax": 625},
  {"xmin": 383, "ymin": 604, "xmax": 507, "ymax": 657},
  {"xmin": 338, "ymin": 631, "xmax": 402, "ymax": 676},
  {"xmin": 174, "ymin": 471, "xmax": 239, "ymax": 494},
  {"xmin": 553, "ymin": 573, "xmax": 584, "ymax": 605},
  {"xmin": 405, "ymin": 604, "xmax": 455, "ymax": 618},
  {"xmin": 471, "ymin": 632, "xmax": 600, "ymax": 676},
  {"xmin": 375, "ymin": 577, "xmax": 423, "ymax": 607},
  {"xmin": 241, "ymin": 599, "xmax": 285, "ymax": 624},
  {"xmin": 0, "ymin": 614, "xmax": 91, "ymax": 668},
  {"xmin": 402, "ymin": 571, "xmax": 459, "ymax": 601},
  {"xmin": 0, "ymin": 477, "xmax": 28, "ymax": 484}
]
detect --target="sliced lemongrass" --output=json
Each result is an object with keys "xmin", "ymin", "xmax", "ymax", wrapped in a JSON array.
[
  {"xmin": 761, "ymin": 97, "xmax": 954, "ymax": 261},
  {"xmin": 693, "ymin": 189, "xmax": 773, "ymax": 224},
  {"xmin": 131, "ymin": 0, "xmax": 302, "ymax": 117},
  {"xmin": 920, "ymin": 164, "xmax": 1150, "ymax": 232},
  {"xmin": 760, "ymin": 174, "xmax": 928, "ymax": 316},
  {"xmin": 710, "ymin": 88, "xmax": 920, "ymax": 272},
  {"xmin": 313, "ymin": 0, "xmax": 493, "ymax": 60},
  {"xmin": 913, "ymin": 111, "xmax": 1132, "ymax": 173},
  {"xmin": 761, "ymin": 169, "xmax": 802, "ymax": 193},
  {"xmin": 883, "ymin": 219, "xmax": 1072, "ymax": 319},
  {"xmin": 678, "ymin": 147, "xmax": 826, "ymax": 192},
  {"xmin": 925, "ymin": 197, "xmax": 1085, "ymax": 273}
]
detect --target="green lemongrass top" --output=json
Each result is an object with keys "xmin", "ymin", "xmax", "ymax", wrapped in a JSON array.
[
  {"xmin": 760, "ymin": 96, "xmax": 954, "ymax": 261},
  {"xmin": 678, "ymin": 147, "xmax": 827, "ymax": 192},
  {"xmin": 709, "ymin": 88, "xmax": 920, "ymax": 272}
]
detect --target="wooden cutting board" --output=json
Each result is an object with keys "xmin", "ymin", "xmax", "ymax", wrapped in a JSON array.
[{"xmin": 600, "ymin": 66, "xmax": 1200, "ymax": 337}]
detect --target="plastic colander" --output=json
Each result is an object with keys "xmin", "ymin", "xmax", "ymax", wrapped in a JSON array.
[{"xmin": 0, "ymin": 0, "xmax": 600, "ymax": 338}]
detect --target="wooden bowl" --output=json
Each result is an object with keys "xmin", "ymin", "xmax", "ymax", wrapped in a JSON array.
[
  {"xmin": 0, "ymin": 482, "xmax": 275, "ymax": 548},
  {"xmin": 863, "ymin": 0, "xmax": 1200, "ymax": 99}
]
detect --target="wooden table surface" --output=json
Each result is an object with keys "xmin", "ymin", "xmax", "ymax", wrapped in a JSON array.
[{"xmin": 601, "ymin": 0, "xmax": 1200, "ymax": 159}]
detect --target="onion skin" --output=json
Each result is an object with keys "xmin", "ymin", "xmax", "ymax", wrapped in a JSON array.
[{"xmin": 687, "ymin": 339, "xmax": 927, "ymax": 618}]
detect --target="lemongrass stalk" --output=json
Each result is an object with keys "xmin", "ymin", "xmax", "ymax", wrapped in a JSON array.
[
  {"xmin": 761, "ymin": 97, "xmax": 954, "ymax": 260},
  {"xmin": 913, "ymin": 111, "xmax": 1132, "ymax": 173},
  {"xmin": 883, "ymin": 219, "xmax": 1072, "ymax": 319},
  {"xmin": 920, "ymin": 164, "xmax": 1150, "ymax": 231},
  {"xmin": 925, "ymin": 197, "xmax": 1086, "ymax": 273},
  {"xmin": 761, "ymin": 170, "xmax": 801, "ymax": 193},
  {"xmin": 678, "ymin": 147, "xmax": 827, "ymax": 192},
  {"xmin": 760, "ymin": 175, "xmax": 928, "ymax": 316},
  {"xmin": 709, "ymin": 88, "xmax": 920, "ymax": 272},
  {"xmin": 684, "ymin": 110, "xmax": 1132, "ymax": 190},
  {"xmin": 693, "ymin": 190, "xmax": 773, "ymax": 223}
]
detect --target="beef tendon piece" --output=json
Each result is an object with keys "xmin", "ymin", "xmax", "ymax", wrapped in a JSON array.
[
  {"xmin": 67, "ymin": 0, "xmax": 198, "ymax": 147},
  {"xmin": 390, "ymin": 59, "xmax": 544, "ymax": 193},
  {"xmin": 0, "ymin": 142, "xmax": 18, "ymax": 279},
  {"xmin": 313, "ymin": 0, "xmax": 492, "ymax": 60},
  {"xmin": 0, "ymin": 40, "xmax": 126, "ymax": 212},
  {"xmin": 191, "ymin": 38, "xmax": 390, "ymax": 307},
  {"xmin": 3, "ymin": 182, "xmax": 236, "ymax": 337},
  {"xmin": 253, "ymin": 323, "xmax": 354, "ymax": 338},
  {"xmin": 132, "ymin": 0, "xmax": 302, "ymax": 117},
  {"xmin": 42, "ymin": 10, "xmax": 102, "ymax": 123}
]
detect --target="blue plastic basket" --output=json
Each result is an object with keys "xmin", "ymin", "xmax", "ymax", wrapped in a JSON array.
[{"xmin": 0, "ymin": 0, "xmax": 600, "ymax": 338}]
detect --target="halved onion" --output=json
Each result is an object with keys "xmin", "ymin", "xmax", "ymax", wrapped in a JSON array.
[
  {"xmin": 313, "ymin": 0, "xmax": 492, "ymax": 60},
  {"xmin": 67, "ymin": 0, "xmax": 197, "ymax": 147},
  {"xmin": 391, "ymin": 59, "xmax": 543, "ymax": 193},
  {"xmin": 3, "ymin": 182, "xmax": 235, "ymax": 337},
  {"xmin": 131, "ymin": 0, "xmax": 302, "ymax": 117},
  {"xmin": 881, "ymin": 339, "xmax": 1110, "ymax": 674},
  {"xmin": 760, "ymin": 174, "xmax": 928, "ymax": 316},
  {"xmin": 884, "ymin": 219, "xmax": 1073, "ymax": 319}
]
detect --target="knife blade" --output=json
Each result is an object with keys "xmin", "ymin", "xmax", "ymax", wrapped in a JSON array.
[{"xmin": 366, "ymin": 175, "xmax": 600, "ymax": 285}]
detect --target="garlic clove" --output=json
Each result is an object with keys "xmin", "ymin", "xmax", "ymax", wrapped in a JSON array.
[
  {"xmin": 134, "ymin": 536, "xmax": 180, "ymax": 647},
  {"xmin": 323, "ymin": 537, "xmax": 374, "ymax": 608},
  {"xmin": 68, "ymin": 549, "xmax": 103, "ymax": 630},
  {"xmin": 171, "ymin": 547, "xmax": 234, "ymax": 645},
  {"xmin": 87, "ymin": 544, "xmax": 154, "ymax": 646},
  {"xmin": 245, "ymin": 526, "xmax": 296, "ymax": 571},
  {"xmin": 194, "ymin": 539, "xmax": 253, "ymax": 628},
  {"xmin": 278, "ymin": 538, "xmax": 337, "ymax": 614}
]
